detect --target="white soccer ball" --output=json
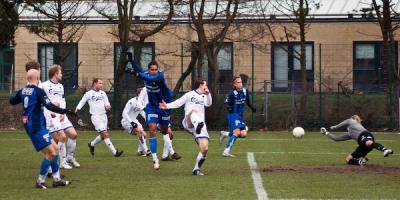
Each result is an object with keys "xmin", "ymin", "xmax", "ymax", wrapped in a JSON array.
[{"xmin": 292, "ymin": 127, "xmax": 305, "ymax": 138}]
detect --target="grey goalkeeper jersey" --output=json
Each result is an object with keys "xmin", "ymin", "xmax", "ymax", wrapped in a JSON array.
[{"xmin": 328, "ymin": 119, "xmax": 368, "ymax": 141}]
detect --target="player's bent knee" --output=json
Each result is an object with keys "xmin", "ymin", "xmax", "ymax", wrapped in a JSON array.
[
  {"xmin": 365, "ymin": 140, "xmax": 373, "ymax": 147},
  {"xmin": 345, "ymin": 155, "xmax": 353, "ymax": 163},
  {"xmin": 101, "ymin": 132, "xmax": 109, "ymax": 139}
]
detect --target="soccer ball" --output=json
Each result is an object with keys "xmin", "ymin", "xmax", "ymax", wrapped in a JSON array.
[{"xmin": 292, "ymin": 127, "xmax": 305, "ymax": 138}]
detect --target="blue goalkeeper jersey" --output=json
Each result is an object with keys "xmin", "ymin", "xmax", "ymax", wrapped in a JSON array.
[
  {"xmin": 9, "ymin": 85, "xmax": 67, "ymax": 135},
  {"xmin": 225, "ymin": 88, "xmax": 250, "ymax": 116}
]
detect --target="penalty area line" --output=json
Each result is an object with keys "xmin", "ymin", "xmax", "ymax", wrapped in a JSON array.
[{"xmin": 247, "ymin": 152, "xmax": 269, "ymax": 200}]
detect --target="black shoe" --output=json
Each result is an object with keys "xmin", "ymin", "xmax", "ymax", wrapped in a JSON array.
[
  {"xmin": 47, "ymin": 172, "xmax": 66, "ymax": 179},
  {"xmin": 196, "ymin": 122, "xmax": 204, "ymax": 134},
  {"xmin": 52, "ymin": 179, "xmax": 71, "ymax": 188},
  {"xmin": 161, "ymin": 156, "xmax": 170, "ymax": 161},
  {"xmin": 171, "ymin": 152, "xmax": 182, "ymax": 160},
  {"xmin": 35, "ymin": 182, "xmax": 48, "ymax": 189},
  {"xmin": 192, "ymin": 169, "xmax": 204, "ymax": 176},
  {"xmin": 114, "ymin": 150, "xmax": 124, "ymax": 157},
  {"xmin": 145, "ymin": 150, "xmax": 151, "ymax": 157},
  {"xmin": 88, "ymin": 143, "xmax": 95, "ymax": 156},
  {"xmin": 136, "ymin": 151, "xmax": 144, "ymax": 156}
]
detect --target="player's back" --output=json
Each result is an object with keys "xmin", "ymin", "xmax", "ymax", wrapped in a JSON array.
[{"xmin": 10, "ymin": 85, "xmax": 47, "ymax": 134}]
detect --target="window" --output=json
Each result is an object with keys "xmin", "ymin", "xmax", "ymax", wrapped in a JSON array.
[
  {"xmin": 353, "ymin": 41, "xmax": 397, "ymax": 93},
  {"xmin": 114, "ymin": 42, "xmax": 155, "ymax": 91},
  {"xmin": 0, "ymin": 47, "xmax": 14, "ymax": 90},
  {"xmin": 191, "ymin": 42, "xmax": 233, "ymax": 92},
  {"xmin": 38, "ymin": 43, "xmax": 78, "ymax": 92},
  {"xmin": 271, "ymin": 42, "xmax": 314, "ymax": 92}
]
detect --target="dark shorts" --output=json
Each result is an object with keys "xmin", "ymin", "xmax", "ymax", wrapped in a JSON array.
[
  {"xmin": 228, "ymin": 113, "xmax": 246, "ymax": 135},
  {"xmin": 145, "ymin": 105, "xmax": 171, "ymax": 126},
  {"xmin": 27, "ymin": 129, "xmax": 52, "ymax": 152},
  {"xmin": 351, "ymin": 131, "xmax": 375, "ymax": 158}
]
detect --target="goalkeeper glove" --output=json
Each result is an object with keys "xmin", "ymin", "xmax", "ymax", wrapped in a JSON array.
[{"xmin": 320, "ymin": 127, "xmax": 329, "ymax": 135}]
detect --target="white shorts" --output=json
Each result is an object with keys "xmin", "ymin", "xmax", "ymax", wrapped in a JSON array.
[
  {"xmin": 91, "ymin": 114, "xmax": 108, "ymax": 133},
  {"xmin": 44, "ymin": 110, "xmax": 62, "ymax": 134},
  {"xmin": 121, "ymin": 118, "xmax": 143, "ymax": 134},
  {"xmin": 182, "ymin": 117, "xmax": 209, "ymax": 139},
  {"xmin": 60, "ymin": 115, "xmax": 74, "ymax": 130}
]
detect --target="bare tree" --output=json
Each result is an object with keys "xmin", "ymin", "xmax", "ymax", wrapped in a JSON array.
[
  {"xmin": 0, "ymin": 0, "xmax": 21, "ymax": 48},
  {"xmin": 95, "ymin": 0, "xmax": 174, "ymax": 127},
  {"xmin": 371, "ymin": 0, "xmax": 400, "ymax": 130},
  {"xmin": 172, "ymin": 0, "xmax": 239, "ymax": 95}
]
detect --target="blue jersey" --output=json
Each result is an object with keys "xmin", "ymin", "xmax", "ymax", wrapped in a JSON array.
[
  {"xmin": 224, "ymin": 88, "xmax": 250, "ymax": 116},
  {"xmin": 9, "ymin": 85, "xmax": 68, "ymax": 135},
  {"xmin": 130, "ymin": 60, "xmax": 173, "ymax": 107}
]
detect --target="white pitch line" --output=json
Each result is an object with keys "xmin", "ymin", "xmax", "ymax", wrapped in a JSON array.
[
  {"xmin": 247, "ymin": 152, "xmax": 269, "ymax": 200},
  {"xmin": 240, "ymin": 151, "xmax": 400, "ymax": 156}
]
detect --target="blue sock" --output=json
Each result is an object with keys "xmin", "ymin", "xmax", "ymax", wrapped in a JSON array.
[
  {"xmin": 50, "ymin": 155, "xmax": 60, "ymax": 174},
  {"xmin": 40, "ymin": 158, "xmax": 51, "ymax": 176},
  {"xmin": 149, "ymin": 137, "xmax": 157, "ymax": 153},
  {"xmin": 226, "ymin": 135, "xmax": 237, "ymax": 149}
]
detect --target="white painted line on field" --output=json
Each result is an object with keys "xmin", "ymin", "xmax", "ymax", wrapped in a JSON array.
[
  {"xmin": 239, "ymin": 151, "xmax": 400, "ymax": 157},
  {"xmin": 247, "ymin": 152, "xmax": 269, "ymax": 200}
]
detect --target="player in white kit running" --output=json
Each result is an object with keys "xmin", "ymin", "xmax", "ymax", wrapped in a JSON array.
[
  {"xmin": 121, "ymin": 88, "xmax": 150, "ymax": 156},
  {"xmin": 75, "ymin": 78, "xmax": 123, "ymax": 157},
  {"xmin": 159, "ymin": 80, "xmax": 212, "ymax": 175},
  {"xmin": 41, "ymin": 65, "xmax": 80, "ymax": 169}
]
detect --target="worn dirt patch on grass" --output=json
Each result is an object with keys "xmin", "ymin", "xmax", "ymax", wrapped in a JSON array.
[{"xmin": 261, "ymin": 165, "xmax": 400, "ymax": 175}]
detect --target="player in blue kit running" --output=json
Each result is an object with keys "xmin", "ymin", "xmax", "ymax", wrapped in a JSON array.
[
  {"xmin": 222, "ymin": 76, "xmax": 256, "ymax": 157},
  {"xmin": 126, "ymin": 52, "xmax": 180, "ymax": 169},
  {"xmin": 9, "ymin": 69, "xmax": 74, "ymax": 189}
]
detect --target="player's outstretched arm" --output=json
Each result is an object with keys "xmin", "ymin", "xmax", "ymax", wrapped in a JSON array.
[
  {"xmin": 330, "ymin": 119, "xmax": 351, "ymax": 130},
  {"xmin": 9, "ymin": 90, "xmax": 22, "ymax": 105},
  {"xmin": 326, "ymin": 132, "xmax": 351, "ymax": 142},
  {"xmin": 126, "ymin": 52, "xmax": 144, "ymax": 73},
  {"xmin": 162, "ymin": 93, "xmax": 189, "ymax": 110},
  {"xmin": 75, "ymin": 92, "xmax": 89, "ymax": 112},
  {"xmin": 245, "ymin": 93, "xmax": 256, "ymax": 113}
]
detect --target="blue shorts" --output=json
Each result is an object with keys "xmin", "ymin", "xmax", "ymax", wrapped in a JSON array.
[
  {"xmin": 145, "ymin": 105, "xmax": 171, "ymax": 126},
  {"xmin": 228, "ymin": 113, "xmax": 246, "ymax": 134},
  {"xmin": 26, "ymin": 129, "xmax": 52, "ymax": 152}
]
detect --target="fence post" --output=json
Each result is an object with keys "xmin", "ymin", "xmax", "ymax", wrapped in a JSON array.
[
  {"xmin": 181, "ymin": 43, "xmax": 184, "ymax": 92},
  {"xmin": 319, "ymin": 43, "xmax": 323, "ymax": 126},
  {"xmin": 251, "ymin": 43, "xmax": 254, "ymax": 129},
  {"xmin": 263, "ymin": 81, "xmax": 268, "ymax": 129}
]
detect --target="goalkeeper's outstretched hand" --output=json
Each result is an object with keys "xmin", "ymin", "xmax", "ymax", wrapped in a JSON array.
[
  {"xmin": 126, "ymin": 51, "xmax": 133, "ymax": 62},
  {"xmin": 320, "ymin": 127, "xmax": 329, "ymax": 135}
]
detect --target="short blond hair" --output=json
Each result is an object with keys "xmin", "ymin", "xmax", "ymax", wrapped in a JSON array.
[{"xmin": 351, "ymin": 115, "xmax": 362, "ymax": 123}]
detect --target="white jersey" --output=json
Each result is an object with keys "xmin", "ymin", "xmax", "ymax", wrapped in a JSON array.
[
  {"xmin": 76, "ymin": 89, "xmax": 111, "ymax": 115},
  {"xmin": 137, "ymin": 87, "xmax": 149, "ymax": 108},
  {"xmin": 41, "ymin": 80, "xmax": 66, "ymax": 108},
  {"xmin": 166, "ymin": 90, "xmax": 212, "ymax": 121},
  {"xmin": 122, "ymin": 97, "xmax": 146, "ymax": 123}
]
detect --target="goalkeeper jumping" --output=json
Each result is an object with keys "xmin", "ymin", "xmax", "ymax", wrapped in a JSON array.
[{"xmin": 321, "ymin": 115, "xmax": 394, "ymax": 166}]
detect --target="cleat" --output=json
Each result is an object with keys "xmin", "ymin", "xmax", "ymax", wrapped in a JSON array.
[
  {"xmin": 67, "ymin": 158, "xmax": 80, "ymax": 168},
  {"xmin": 114, "ymin": 150, "xmax": 124, "ymax": 157},
  {"xmin": 222, "ymin": 152, "xmax": 236, "ymax": 157},
  {"xmin": 383, "ymin": 149, "xmax": 393, "ymax": 157},
  {"xmin": 171, "ymin": 152, "xmax": 182, "ymax": 160},
  {"xmin": 358, "ymin": 158, "xmax": 367, "ymax": 166},
  {"xmin": 52, "ymin": 179, "xmax": 71, "ymax": 188},
  {"xmin": 196, "ymin": 122, "xmax": 204, "ymax": 135},
  {"xmin": 161, "ymin": 156, "xmax": 170, "ymax": 161},
  {"xmin": 219, "ymin": 131, "xmax": 228, "ymax": 144},
  {"xmin": 35, "ymin": 182, "xmax": 48, "ymax": 189},
  {"xmin": 136, "ymin": 151, "xmax": 144, "ymax": 156},
  {"xmin": 192, "ymin": 169, "xmax": 204, "ymax": 176},
  {"xmin": 153, "ymin": 160, "xmax": 160, "ymax": 170},
  {"xmin": 145, "ymin": 150, "xmax": 151, "ymax": 157},
  {"xmin": 88, "ymin": 143, "xmax": 95, "ymax": 156},
  {"xmin": 47, "ymin": 173, "xmax": 65, "ymax": 179},
  {"xmin": 60, "ymin": 162, "xmax": 73, "ymax": 170}
]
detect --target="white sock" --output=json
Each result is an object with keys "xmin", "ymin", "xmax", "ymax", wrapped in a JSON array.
[
  {"xmin": 90, "ymin": 135, "xmax": 102, "ymax": 146},
  {"xmin": 190, "ymin": 112, "xmax": 200, "ymax": 128},
  {"xmin": 104, "ymin": 138, "xmax": 117, "ymax": 155},
  {"xmin": 137, "ymin": 142, "xmax": 143, "ymax": 153},
  {"xmin": 58, "ymin": 141, "xmax": 67, "ymax": 165},
  {"xmin": 139, "ymin": 135, "xmax": 148, "ymax": 152},
  {"xmin": 37, "ymin": 174, "xmax": 46, "ymax": 183},
  {"xmin": 168, "ymin": 139, "xmax": 175, "ymax": 155},
  {"xmin": 151, "ymin": 153, "xmax": 158, "ymax": 162},
  {"xmin": 52, "ymin": 171, "xmax": 61, "ymax": 182},
  {"xmin": 162, "ymin": 134, "xmax": 171, "ymax": 158},
  {"xmin": 66, "ymin": 138, "xmax": 76, "ymax": 161},
  {"xmin": 193, "ymin": 152, "xmax": 205, "ymax": 171},
  {"xmin": 47, "ymin": 167, "xmax": 52, "ymax": 174}
]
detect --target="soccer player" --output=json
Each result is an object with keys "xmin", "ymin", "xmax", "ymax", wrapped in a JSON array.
[
  {"xmin": 9, "ymin": 69, "xmax": 72, "ymax": 189},
  {"xmin": 75, "ymin": 78, "xmax": 123, "ymax": 157},
  {"xmin": 41, "ymin": 65, "xmax": 80, "ymax": 169},
  {"xmin": 126, "ymin": 52, "xmax": 180, "ymax": 169},
  {"xmin": 159, "ymin": 80, "xmax": 212, "ymax": 175},
  {"xmin": 138, "ymin": 88, "xmax": 180, "ymax": 161},
  {"xmin": 121, "ymin": 88, "xmax": 150, "ymax": 156},
  {"xmin": 222, "ymin": 76, "xmax": 256, "ymax": 157},
  {"xmin": 321, "ymin": 115, "xmax": 394, "ymax": 166}
]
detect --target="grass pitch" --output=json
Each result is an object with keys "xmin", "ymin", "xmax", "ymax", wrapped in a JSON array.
[{"xmin": 0, "ymin": 130, "xmax": 399, "ymax": 200}]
